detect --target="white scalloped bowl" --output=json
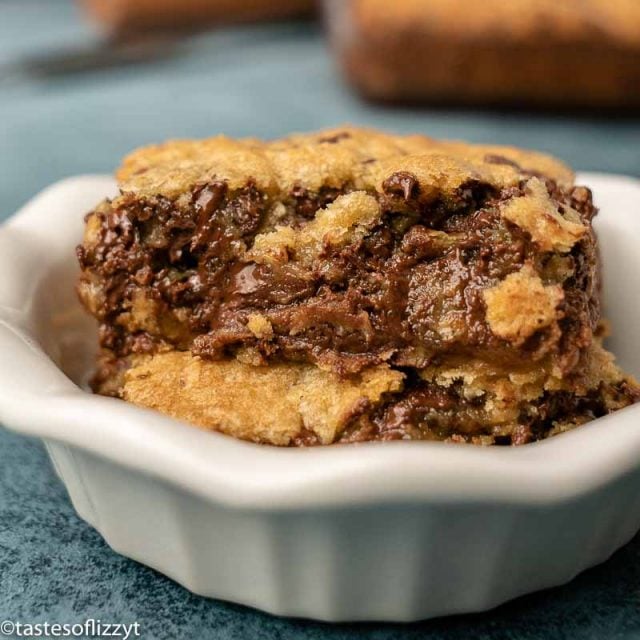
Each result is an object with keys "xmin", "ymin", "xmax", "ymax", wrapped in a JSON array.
[{"xmin": 0, "ymin": 173, "xmax": 639, "ymax": 622}]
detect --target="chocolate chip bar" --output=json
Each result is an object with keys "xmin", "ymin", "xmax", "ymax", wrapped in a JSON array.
[
  {"xmin": 77, "ymin": 127, "xmax": 639, "ymax": 445},
  {"xmin": 324, "ymin": 0, "xmax": 640, "ymax": 108}
]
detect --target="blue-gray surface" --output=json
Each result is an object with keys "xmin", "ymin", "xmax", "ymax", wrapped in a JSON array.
[{"xmin": 1, "ymin": 1, "xmax": 640, "ymax": 638}]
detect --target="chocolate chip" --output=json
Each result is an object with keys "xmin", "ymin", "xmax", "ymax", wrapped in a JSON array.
[
  {"xmin": 233, "ymin": 263, "xmax": 260, "ymax": 294},
  {"xmin": 382, "ymin": 171, "xmax": 419, "ymax": 201},
  {"xmin": 318, "ymin": 131, "xmax": 351, "ymax": 144},
  {"xmin": 194, "ymin": 181, "xmax": 227, "ymax": 217},
  {"xmin": 484, "ymin": 154, "xmax": 522, "ymax": 170}
]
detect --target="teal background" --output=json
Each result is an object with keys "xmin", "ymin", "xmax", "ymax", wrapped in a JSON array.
[{"xmin": 1, "ymin": 1, "xmax": 640, "ymax": 637}]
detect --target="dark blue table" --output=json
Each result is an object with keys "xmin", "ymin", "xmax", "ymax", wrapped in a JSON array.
[{"xmin": 2, "ymin": 2, "xmax": 640, "ymax": 637}]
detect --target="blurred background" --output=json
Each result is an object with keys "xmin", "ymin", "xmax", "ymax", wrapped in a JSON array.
[{"xmin": 1, "ymin": 0, "xmax": 638, "ymax": 219}]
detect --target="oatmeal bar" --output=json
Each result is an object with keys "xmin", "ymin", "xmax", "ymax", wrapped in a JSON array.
[
  {"xmin": 324, "ymin": 0, "xmax": 640, "ymax": 108},
  {"xmin": 77, "ymin": 126, "xmax": 639, "ymax": 445}
]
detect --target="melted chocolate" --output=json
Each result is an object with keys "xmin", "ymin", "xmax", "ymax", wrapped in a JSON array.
[{"xmin": 78, "ymin": 175, "xmax": 599, "ymax": 379}]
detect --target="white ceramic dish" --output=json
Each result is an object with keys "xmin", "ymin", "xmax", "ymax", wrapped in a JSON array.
[{"xmin": 0, "ymin": 173, "xmax": 639, "ymax": 622}]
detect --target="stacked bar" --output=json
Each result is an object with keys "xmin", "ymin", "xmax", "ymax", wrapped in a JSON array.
[{"xmin": 77, "ymin": 127, "xmax": 639, "ymax": 445}]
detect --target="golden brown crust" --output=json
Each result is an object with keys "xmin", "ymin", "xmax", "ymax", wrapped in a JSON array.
[
  {"xmin": 122, "ymin": 352, "xmax": 403, "ymax": 445},
  {"xmin": 116, "ymin": 126, "xmax": 574, "ymax": 202},
  {"xmin": 500, "ymin": 178, "xmax": 587, "ymax": 253}
]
